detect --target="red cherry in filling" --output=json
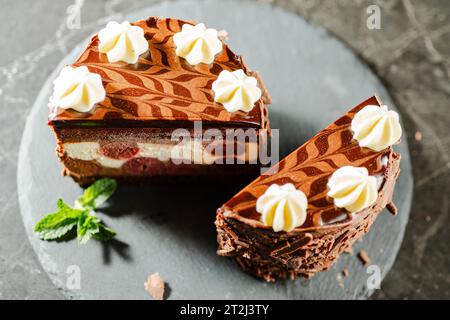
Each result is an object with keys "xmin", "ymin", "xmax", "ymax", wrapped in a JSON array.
[{"xmin": 99, "ymin": 141, "xmax": 140, "ymax": 160}]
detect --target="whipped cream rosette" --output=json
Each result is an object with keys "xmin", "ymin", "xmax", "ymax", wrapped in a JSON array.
[
  {"xmin": 327, "ymin": 166, "xmax": 378, "ymax": 213},
  {"xmin": 212, "ymin": 70, "xmax": 262, "ymax": 113},
  {"xmin": 98, "ymin": 21, "xmax": 149, "ymax": 64},
  {"xmin": 50, "ymin": 66, "xmax": 105, "ymax": 113},
  {"xmin": 256, "ymin": 183, "xmax": 308, "ymax": 232},
  {"xmin": 173, "ymin": 23, "xmax": 223, "ymax": 65},
  {"xmin": 351, "ymin": 105, "xmax": 402, "ymax": 151}
]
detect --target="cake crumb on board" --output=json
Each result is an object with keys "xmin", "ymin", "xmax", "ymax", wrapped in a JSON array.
[
  {"xmin": 336, "ymin": 273, "xmax": 345, "ymax": 289},
  {"xmin": 144, "ymin": 272, "xmax": 165, "ymax": 300},
  {"xmin": 415, "ymin": 131, "xmax": 423, "ymax": 141},
  {"xmin": 358, "ymin": 250, "xmax": 371, "ymax": 266}
]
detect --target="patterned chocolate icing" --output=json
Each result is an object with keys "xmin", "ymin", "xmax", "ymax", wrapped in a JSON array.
[
  {"xmin": 222, "ymin": 96, "xmax": 396, "ymax": 230},
  {"xmin": 49, "ymin": 17, "xmax": 268, "ymax": 128}
]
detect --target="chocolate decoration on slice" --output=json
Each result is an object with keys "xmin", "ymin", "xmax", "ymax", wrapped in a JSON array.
[{"xmin": 215, "ymin": 96, "xmax": 401, "ymax": 281}]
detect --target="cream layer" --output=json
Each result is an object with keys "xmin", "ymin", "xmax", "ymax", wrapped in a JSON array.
[{"xmin": 62, "ymin": 141, "xmax": 258, "ymax": 168}]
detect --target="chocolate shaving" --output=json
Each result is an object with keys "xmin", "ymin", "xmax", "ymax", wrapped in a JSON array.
[
  {"xmin": 270, "ymin": 234, "xmax": 313, "ymax": 257},
  {"xmin": 234, "ymin": 239, "xmax": 250, "ymax": 249},
  {"xmin": 144, "ymin": 272, "xmax": 165, "ymax": 300},
  {"xmin": 358, "ymin": 250, "xmax": 371, "ymax": 266},
  {"xmin": 386, "ymin": 202, "xmax": 398, "ymax": 215}
]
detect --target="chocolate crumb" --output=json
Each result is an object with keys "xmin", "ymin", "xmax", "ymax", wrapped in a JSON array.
[
  {"xmin": 342, "ymin": 269, "xmax": 349, "ymax": 277},
  {"xmin": 415, "ymin": 131, "xmax": 423, "ymax": 141},
  {"xmin": 358, "ymin": 250, "xmax": 371, "ymax": 266},
  {"xmin": 144, "ymin": 272, "xmax": 165, "ymax": 300},
  {"xmin": 386, "ymin": 202, "xmax": 398, "ymax": 215},
  {"xmin": 336, "ymin": 273, "xmax": 345, "ymax": 289}
]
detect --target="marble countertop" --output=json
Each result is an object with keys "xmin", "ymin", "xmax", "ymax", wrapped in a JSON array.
[{"xmin": 0, "ymin": 0, "xmax": 448, "ymax": 299}]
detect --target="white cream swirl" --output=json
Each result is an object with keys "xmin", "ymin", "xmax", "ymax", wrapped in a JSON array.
[
  {"xmin": 50, "ymin": 66, "xmax": 105, "ymax": 113},
  {"xmin": 173, "ymin": 23, "xmax": 222, "ymax": 65},
  {"xmin": 212, "ymin": 70, "xmax": 262, "ymax": 112},
  {"xmin": 327, "ymin": 166, "xmax": 378, "ymax": 213},
  {"xmin": 351, "ymin": 105, "xmax": 402, "ymax": 151},
  {"xmin": 98, "ymin": 21, "xmax": 149, "ymax": 64},
  {"xmin": 256, "ymin": 183, "xmax": 308, "ymax": 232}
]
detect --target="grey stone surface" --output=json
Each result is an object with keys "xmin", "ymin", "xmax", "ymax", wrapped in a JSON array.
[
  {"xmin": 0, "ymin": 0, "xmax": 448, "ymax": 299},
  {"xmin": 17, "ymin": 0, "xmax": 411, "ymax": 300}
]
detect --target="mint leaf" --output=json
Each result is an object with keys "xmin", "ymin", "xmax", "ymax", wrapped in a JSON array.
[
  {"xmin": 77, "ymin": 214, "xmax": 101, "ymax": 245},
  {"xmin": 92, "ymin": 224, "xmax": 116, "ymax": 241},
  {"xmin": 34, "ymin": 199, "xmax": 84, "ymax": 240},
  {"xmin": 34, "ymin": 199, "xmax": 83, "ymax": 231},
  {"xmin": 36, "ymin": 179, "xmax": 118, "ymax": 244},
  {"xmin": 76, "ymin": 213, "xmax": 116, "ymax": 244},
  {"xmin": 39, "ymin": 222, "xmax": 77, "ymax": 241},
  {"xmin": 77, "ymin": 178, "xmax": 117, "ymax": 210}
]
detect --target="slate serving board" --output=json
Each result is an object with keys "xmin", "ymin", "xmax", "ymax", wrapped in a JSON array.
[{"xmin": 17, "ymin": 0, "xmax": 412, "ymax": 299}]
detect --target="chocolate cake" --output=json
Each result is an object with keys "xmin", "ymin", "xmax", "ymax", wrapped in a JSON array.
[
  {"xmin": 48, "ymin": 17, "xmax": 270, "ymax": 184},
  {"xmin": 215, "ymin": 96, "xmax": 402, "ymax": 281}
]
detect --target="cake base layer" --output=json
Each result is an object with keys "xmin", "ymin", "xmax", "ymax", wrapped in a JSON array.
[
  {"xmin": 215, "ymin": 152, "xmax": 401, "ymax": 282},
  {"xmin": 63, "ymin": 161, "xmax": 261, "ymax": 186}
]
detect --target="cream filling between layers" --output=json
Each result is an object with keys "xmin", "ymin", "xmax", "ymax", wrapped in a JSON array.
[{"xmin": 62, "ymin": 141, "xmax": 258, "ymax": 168}]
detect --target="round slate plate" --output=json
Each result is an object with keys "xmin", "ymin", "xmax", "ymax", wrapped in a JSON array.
[{"xmin": 18, "ymin": 0, "xmax": 412, "ymax": 299}]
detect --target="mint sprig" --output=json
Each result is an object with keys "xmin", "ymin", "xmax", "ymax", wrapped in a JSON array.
[
  {"xmin": 76, "ymin": 177, "xmax": 117, "ymax": 211},
  {"xmin": 34, "ymin": 178, "xmax": 117, "ymax": 244}
]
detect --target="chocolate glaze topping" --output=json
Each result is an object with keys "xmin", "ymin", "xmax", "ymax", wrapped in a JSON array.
[
  {"xmin": 221, "ymin": 96, "xmax": 396, "ymax": 230},
  {"xmin": 48, "ymin": 17, "xmax": 268, "ymax": 129}
]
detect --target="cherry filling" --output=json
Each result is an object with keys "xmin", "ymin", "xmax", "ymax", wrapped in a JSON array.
[{"xmin": 99, "ymin": 141, "xmax": 140, "ymax": 160}]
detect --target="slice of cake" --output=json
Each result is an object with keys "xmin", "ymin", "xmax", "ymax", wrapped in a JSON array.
[
  {"xmin": 215, "ymin": 96, "xmax": 402, "ymax": 281},
  {"xmin": 48, "ymin": 18, "xmax": 270, "ymax": 184}
]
